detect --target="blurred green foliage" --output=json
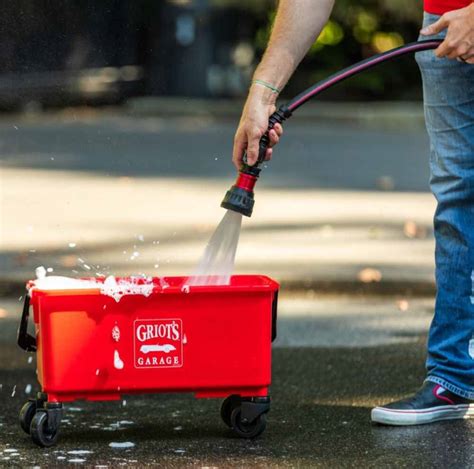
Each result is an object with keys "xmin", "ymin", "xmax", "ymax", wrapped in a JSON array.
[{"xmin": 245, "ymin": 0, "xmax": 425, "ymax": 100}]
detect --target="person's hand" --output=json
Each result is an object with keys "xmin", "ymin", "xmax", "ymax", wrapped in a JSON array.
[
  {"xmin": 232, "ymin": 85, "xmax": 284, "ymax": 170},
  {"xmin": 421, "ymin": 3, "xmax": 474, "ymax": 63}
]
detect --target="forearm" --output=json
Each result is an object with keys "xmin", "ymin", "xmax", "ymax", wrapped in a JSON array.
[
  {"xmin": 254, "ymin": 0, "xmax": 335, "ymax": 96},
  {"xmin": 232, "ymin": 0, "xmax": 334, "ymax": 167}
]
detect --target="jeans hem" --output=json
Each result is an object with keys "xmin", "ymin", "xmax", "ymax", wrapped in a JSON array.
[{"xmin": 425, "ymin": 375, "xmax": 474, "ymax": 400}]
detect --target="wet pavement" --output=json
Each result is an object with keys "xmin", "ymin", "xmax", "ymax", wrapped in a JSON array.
[{"xmin": 1, "ymin": 294, "xmax": 473, "ymax": 467}]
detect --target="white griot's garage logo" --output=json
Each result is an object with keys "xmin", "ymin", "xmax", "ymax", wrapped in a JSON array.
[{"xmin": 134, "ymin": 319, "xmax": 183, "ymax": 368}]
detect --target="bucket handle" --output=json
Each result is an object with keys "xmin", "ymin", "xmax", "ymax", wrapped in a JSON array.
[
  {"xmin": 271, "ymin": 290, "xmax": 278, "ymax": 342},
  {"xmin": 17, "ymin": 295, "xmax": 37, "ymax": 352}
]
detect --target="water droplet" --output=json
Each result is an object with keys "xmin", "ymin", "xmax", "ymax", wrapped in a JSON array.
[
  {"xmin": 114, "ymin": 350, "xmax": 124, "ymax": 370},
  {"xmin": 112, "ymin": 326, "xmax": 120, "ymax": 342},
  {"xmin": 35, "ymin": 266, "xmax": 46, "ymax": 279},
  {"xmin": 109, "ymin": 442, "xmax": 134, "ymax": 449}
]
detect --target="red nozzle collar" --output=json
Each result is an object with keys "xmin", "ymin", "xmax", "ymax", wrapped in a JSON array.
[{"xmin": 235, "ymin": 172, "xmax": 257, "ymax": 192}]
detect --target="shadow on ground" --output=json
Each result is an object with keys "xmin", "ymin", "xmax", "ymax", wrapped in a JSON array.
[
  {"xmin": 0, "ymin": 115, "xmax": 430, "ymax": 191},
  {"xmin": 0, "ymin": 215, "xmax": 435, "ymax": 296}
]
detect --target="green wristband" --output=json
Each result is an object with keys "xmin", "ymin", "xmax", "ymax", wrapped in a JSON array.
[{"xmin": 252, "ymin": 79, "xmax": 281, "ymax": 94}]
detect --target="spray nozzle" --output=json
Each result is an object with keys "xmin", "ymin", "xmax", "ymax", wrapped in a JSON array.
[
  {"xmin": 221, "ymin": 106, "xmax": 291, "ymax": 217},
  {"xmin": 220, "ymin": 164, "xmax": 260, "ymax": 217},
  {"xmin": 220, "ymin": 41, "xmax": 443, "ymax": 217}
]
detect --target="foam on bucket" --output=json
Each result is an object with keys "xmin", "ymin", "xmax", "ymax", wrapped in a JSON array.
[
  {"xmin": 100, "ymin": 276, "xmax": 154, "ymax": 302},
  {"xmin": 31, "ymin": 276, "xmax": 98, "ymax": 292},
  {"xmin": 30, "ymin": 269, "xmax": 154, "ymax": 302}
]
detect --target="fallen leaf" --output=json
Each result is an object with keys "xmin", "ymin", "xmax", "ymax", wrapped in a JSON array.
[
  {"xmin": 357, "ymin": 268, "xmax": 382, "ymax": 283},
  {"xmin": 403, "ymin": 221, "xmax": 427, "ymax": 239},
  {"xmin": 397, "ymin": 299, "xmax": 409, "ymax": 312}
]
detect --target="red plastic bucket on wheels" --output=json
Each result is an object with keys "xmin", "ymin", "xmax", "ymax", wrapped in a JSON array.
[{"xmin": 17, "ymin": 275, "xmax": 279, "ymax": 446}]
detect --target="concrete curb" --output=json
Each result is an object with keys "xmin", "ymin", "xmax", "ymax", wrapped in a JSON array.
[{"xmin": 0, "ymin": 278, "xmax": 436, "ymax": 299}]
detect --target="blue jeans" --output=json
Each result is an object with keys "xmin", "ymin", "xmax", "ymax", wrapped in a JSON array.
[{"xmin": 415, "ymin": 12, "xmax": 474, "ymax": 399}]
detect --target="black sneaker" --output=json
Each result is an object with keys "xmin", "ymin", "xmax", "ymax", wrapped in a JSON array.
[{"xmin": 371, "ymin": 381, "xmax": 474, "ymax": 426}]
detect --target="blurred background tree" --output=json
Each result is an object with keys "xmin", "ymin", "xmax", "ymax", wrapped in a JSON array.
[
  {"xmin": 252, "ymin": 0, "xmax": 424, "ymax": 99},
  {"xmin": 0, "ymin": 0, "xmax": 426, "ymax": 109}
]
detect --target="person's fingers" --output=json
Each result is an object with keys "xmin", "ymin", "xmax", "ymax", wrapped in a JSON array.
[
  {"xmin": 436, "ymin": 38, "xmax": 455, "ymax": 58},
  {"xmin": 268, "ymin": 129, "xmax": 280, "ymax": 147},
  {"xmin": 246, "ymin": 130, "xmax": 261, "ymax": 166},
  {"xmin": 447, "ymin": 49, "xmax": 460, "ymax": 59},
  {"xmin": 420, "ymin": 14, "xmax": 450, "ymax": 36},
  {"xmin": 459, "ymin": 53, "xmax": 474, "ymax": 64},
  {"xmin": 463, "ymin": 49, "xmax": 474, "ymax": 63},
  {"xmin": 232, "ymin": 133, "xmax": 246, "ymax": 170},
  {"xmin": 273, "ymin": 123, "xmax": 284, "ymax": 137},
  {"xmin": 435, "ymin": 26, "xmax": 463, "ymax": 58},
  {"xmin": 447, "ymin": 40, "xmax": 469, "ymax": 59},
  {"xmin": 264, "ymin": 147, "xmax": 273, "ymax": 161},
  {"xmin": 458, "ymin": 44, "xmax": 473, "ymax": 60}
]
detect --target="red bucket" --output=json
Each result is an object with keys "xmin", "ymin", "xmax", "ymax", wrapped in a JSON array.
[{"xmin": 18, "ymin": 275, "xmax": 279, "ymax": 445}]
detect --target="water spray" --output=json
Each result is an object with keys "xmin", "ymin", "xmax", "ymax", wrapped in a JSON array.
[{"xmin": 221, "ymin": 39, "xmax": 442, "ymax": 217}]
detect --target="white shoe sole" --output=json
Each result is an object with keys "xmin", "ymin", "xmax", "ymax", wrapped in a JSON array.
[{"xmin": 371, "ymin": 404, "xmax": 474, "ymax": 426}]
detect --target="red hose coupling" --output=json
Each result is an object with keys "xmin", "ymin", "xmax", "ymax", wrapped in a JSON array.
[{"xmin": 235, "ymin": 172, "xmax": 257, "ymax": 192}]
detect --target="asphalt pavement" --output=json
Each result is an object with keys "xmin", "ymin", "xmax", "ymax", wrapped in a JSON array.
[
  {"xmin": 0, "ymin": 109, "xmax": 437, "ymax": 292},
  {"xmin": 1, "ymin": 294, "xmax": 473, "ymax": 468},
  {"xmin": 0, "ymin": 108, "xmax": 430, "ymax": 191},
  {"xmin": 2, "ymin": 106, "xmax": 467, "ymax": 467}
]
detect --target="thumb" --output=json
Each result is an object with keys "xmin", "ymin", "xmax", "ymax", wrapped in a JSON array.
[{"xmin": 420, "ymin": 15, "xmax": 448, "ymax": 35}]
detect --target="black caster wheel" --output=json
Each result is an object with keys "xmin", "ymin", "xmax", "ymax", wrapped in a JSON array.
[
  {"xmin": 19, "ymin": 400, "xmax": 37, "ymax": 434},
  {"xmin": 221, "ymin": 395, "xmax": 242, "ymax": 428},
  {"xmin": 30, "ymin": 411, "xmax": 60, "ymax": 447},
  {"xmin": 230, "ymin": 408, "xmax": 267, "ymax": 439}
]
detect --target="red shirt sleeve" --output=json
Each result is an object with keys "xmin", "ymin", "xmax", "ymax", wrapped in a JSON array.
[{"xmin": 424, "ymin": 0, "xmax": 472, "ymax": 15}]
